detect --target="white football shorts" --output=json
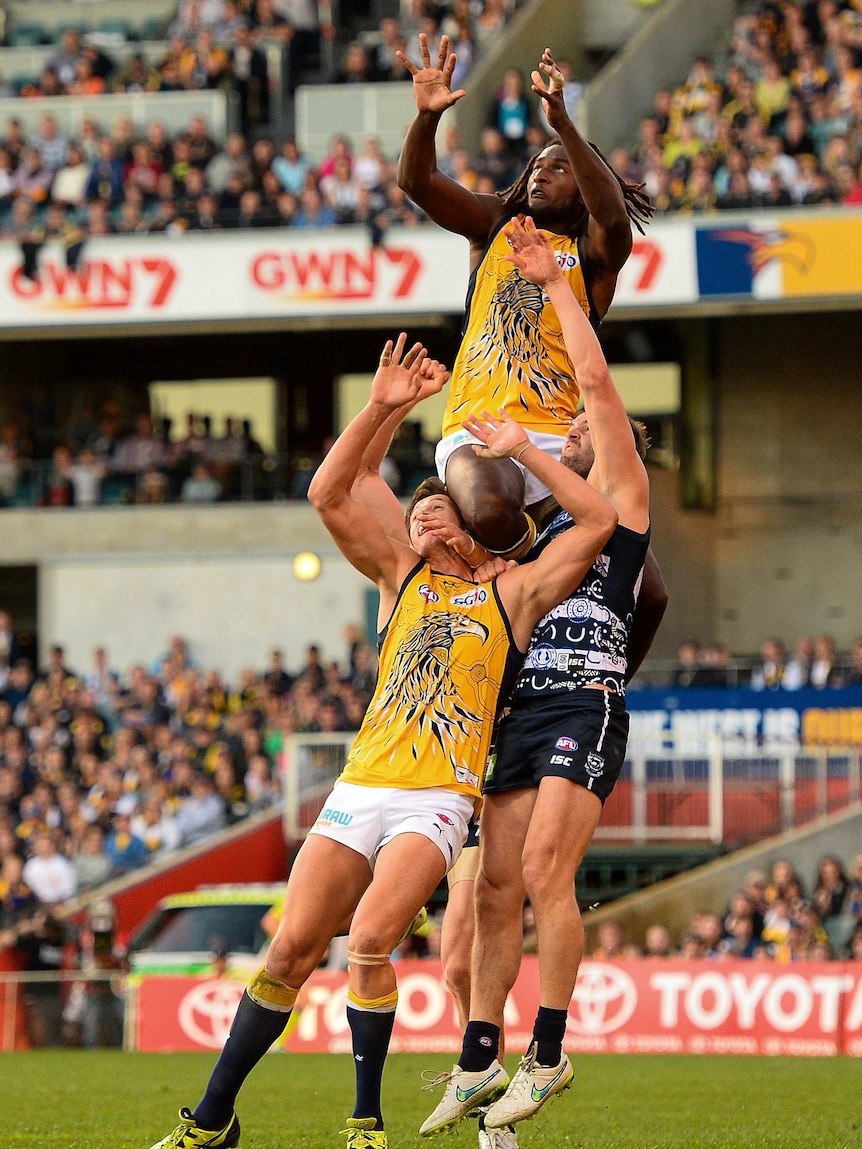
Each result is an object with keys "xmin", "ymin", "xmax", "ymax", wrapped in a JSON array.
[
  {"xmin": 308, "ymin": 779, "xmax": 474, "ymax": 871},
  {"xmin": 435, "ymin": 429, "xmax": 567, "ymax": 506}
]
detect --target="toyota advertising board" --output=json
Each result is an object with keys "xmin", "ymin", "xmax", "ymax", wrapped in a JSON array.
[{"xmin": 132, "ymin": 957, "xmax": 862, "ymax": 1057}]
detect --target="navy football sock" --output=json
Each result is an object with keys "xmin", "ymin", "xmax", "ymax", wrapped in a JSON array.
[
  {"xmin": 532, "ymin": 1005, "xmax": 568, "ymax": 1066},
  {"xmin": 347, "ymin": 1002, "xmax": 397, "ymax": 1127},
  {"xmin": 459, "ymin": 1020, "xmax": 501, "ymax": 1071},
  {"xmin": 194, "ymin": 990, "xmax": 290, "ymax": 1129}
]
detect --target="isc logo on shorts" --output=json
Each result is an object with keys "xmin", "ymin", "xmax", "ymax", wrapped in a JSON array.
[{"xmin": 556, "ymin": 736, "xmax": 578, "ymax": 752}]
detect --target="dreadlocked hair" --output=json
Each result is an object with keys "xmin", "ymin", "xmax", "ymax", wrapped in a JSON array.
[{"xmin": 497, "ymin": 137, "xmax": 653, "ymax": 236}]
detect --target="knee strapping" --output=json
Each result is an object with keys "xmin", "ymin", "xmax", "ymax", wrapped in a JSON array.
[
  {"xmin": 347, "ymin": 987, "xmax": 399, "ymax": 1012},
  {"xmin": 247, "ymin": 966, "xmax": 300, "ymax": 1013},
  {"xmin": 347, "ymin": 949, "xmax": 392, "ymax": 967}
]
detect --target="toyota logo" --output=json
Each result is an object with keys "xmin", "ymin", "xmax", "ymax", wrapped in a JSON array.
[
  {"xmin": 568, "ymin": 964, "xmax": 637, "ymax": 1035},
  {"xmin": 179, "ymin": 980, "xmax": 246, "ymax": 1049}
]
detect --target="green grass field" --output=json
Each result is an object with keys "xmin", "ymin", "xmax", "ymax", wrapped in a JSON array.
[{"xmin": 3, "ymin": 1050, "xmax": 860, "ymax": 1149}]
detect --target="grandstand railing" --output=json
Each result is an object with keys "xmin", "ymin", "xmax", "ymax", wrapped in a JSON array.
[{"xmin": 281, "ymin": 733, "xmax": 862, "ymax": 848}]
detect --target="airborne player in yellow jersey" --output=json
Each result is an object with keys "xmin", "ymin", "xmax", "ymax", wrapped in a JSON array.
[
  {"xmin": 146, "ymin": 335, "xmax": 617, "ymax": 1149},
  {"xmin": 397, "ymin": 38, "xmax": 651, "ymax": 560}
]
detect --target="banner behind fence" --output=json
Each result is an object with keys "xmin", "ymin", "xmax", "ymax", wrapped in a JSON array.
[{"xmin": 131, "ymin": 957, "xmax": 862, "ymax": 1057}]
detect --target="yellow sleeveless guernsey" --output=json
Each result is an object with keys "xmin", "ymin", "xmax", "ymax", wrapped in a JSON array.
[
  {"xmin": 340, "ymin": 560, "xmax": 522, "ymax": 799},
  {"xmin": 442, "ymin": 214, "xmax": 595, "ymax": 438}
]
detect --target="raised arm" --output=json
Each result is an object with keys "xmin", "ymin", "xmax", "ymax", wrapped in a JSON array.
[
  {"xmin": 505, "ymin": 217, "xmax": 649, "ymax": 531},
  {"xmin": 464, "ymin": 410, "xmax": 617, "ymax": 648},
  {"xmin": 532, "ymin": 49, "xmax": 632, "ymax": 309},
  {"xmin": 396, "ymin": 33, "xmax": 504, "ymax": 251},
  {"xmin": 308, "ymin": 337, "xmax": 438, "ymax": 596},
  {"xmin": 351, "ymin": 362, "xmax": 448, "ymax": 545}
]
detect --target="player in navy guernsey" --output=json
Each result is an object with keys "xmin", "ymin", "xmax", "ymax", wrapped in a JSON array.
[
  {"xmin": 422, "ymin": 217, "xmax": 666, "ymax": 1140},
  {"xmin": 515, "ymin": 503, "xmax": 649, "ymax": 699}
]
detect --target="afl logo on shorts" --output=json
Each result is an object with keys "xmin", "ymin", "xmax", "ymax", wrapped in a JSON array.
[
  {"xmin": 418, "ymin": 583, "xmax": 440, "ymax": 603},
  {"xmin": 436, "ymin": 814, "xmax": 455, "ymax": 825},
  {"xmin": 556, "ymin": 736, "xmax": 579, "ymax": 752},
  {"xmin": 566, "ymin": 598, "xmax": 592, "ymax": 623},
  {"xmin": 585, "ymin": 752, "xmax": 605, "ymax": 778}
]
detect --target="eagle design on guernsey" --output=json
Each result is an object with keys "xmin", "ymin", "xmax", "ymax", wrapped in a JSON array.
[
  {"xmin": 371, "ymin": 611, "xmax": 489, "ymax": 769},
  {"xmin": 455, "ymin": 271, "xmax": 571, "ymax": 417}
]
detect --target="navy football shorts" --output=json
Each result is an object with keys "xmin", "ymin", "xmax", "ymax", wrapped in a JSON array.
[{"xmin": 484, "ymin": 689, "xmax": 629, "ymax": 806}]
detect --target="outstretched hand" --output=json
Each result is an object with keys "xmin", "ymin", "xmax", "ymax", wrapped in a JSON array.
[
  {"xmin": 531, "ymin": 47, "xmax": 569, "ymax": 130},
  {"xmin": 412, "ymin": 508, "xmax": 476, "ymax": 561},
  {"xmin": 371, "ymin": 333, "xmax": 449, "ymax": 410},
  {"xmin": 397, "ymin": 33, "xmax": 466, "ymax": 113},
  {"xmin": 504, "ymin": 216, "xmax": 564, "ymax": 287},
  {"xmin": 463, "ymin": 409, "xmax": 531, "ymax": 461}
]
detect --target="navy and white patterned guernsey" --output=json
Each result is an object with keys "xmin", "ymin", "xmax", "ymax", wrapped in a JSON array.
[{"xmin": 515, "ymin": 510, "xmax": 651, "ymax": 699}]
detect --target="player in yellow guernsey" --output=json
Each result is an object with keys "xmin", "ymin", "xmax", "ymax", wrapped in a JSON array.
[
  {"xmin": 397, "ymin": 38, "xmax": 651, "ymax": 560},
  {"xmin": 147, "ymin": 335, "xmax": 616, "ymax": 1149}
]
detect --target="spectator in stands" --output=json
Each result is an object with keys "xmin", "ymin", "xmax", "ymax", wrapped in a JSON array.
[
  {"xmin": 278, "ymin": 0, "xmax": 327, "ymax": 87},
  {"xmin": 112, "ymin": 413, "xmax": 168, "ymax": 482},
  {"xmin": 0, "ymin": 426, "xmax": 22, "ymax": 506},
  {"xmin": 35, "ymin": 115, "xmax": 69, "ymax": 174},
  {"xmin": 251, "ymin": 0, "xmax": 292, "ymax": 45},
  {"xmin": 176, "ymin": 771, "xmax": 226, "ymax": 844},
  {"xmin": 592, "ymin": 920, "xmax": 626, "ymax": 959},
  {"xmin": 68, "ymin": 57, "xmax": 108, "ymax": 98},
  {"xmin": 750, "ymin": 638, "xmax": 787, "ymax": 690},
  {"xmin": 132, "ymin": 795, "xmax": 182, "ymax": 856},
  {"xmin": 813, "ymin": 856, "xmax": 850, "ymax": 920},
  {"xmin": 22, "ymin": 831, "xmax": 77, "ymax": 906},
  {"xmin": 48, "ymin": 29, "xmax": 87, "ymax": 90},
  {"xmin": 493, "ymin": 68, "xmax": 531, "ymax": 152},
  {"xmin": 672, "ymin": 640, "xmax": 703, "ymax": 688},
  {"xmin": 50, "ymin": 144, "xmax": 90, "ymax": 209},
  {"xmin": 693, "ymin": 911, "xmax": 725, "ymax": 958},
  {"xmin": 643, "ymin": 923, "xmax": 672, "ymax": 958},
  {"xmin": 293, "ymin": 186, "xmax": 337, "ymax": 228},
  {"xmin": 104, "ymin": 810, "xmax": 150, "ymax": 874},
  {"xmin": 472, "ymin": 127, "xmax": 516, "ymax": 190},
  {"xmin": 85, "ymin": 138, "xmax": 125, "ymax": 205},
  {"xmin": 720, "ymin": 912, "xmax": 763, "ymax": 959},
  {"xmin": 370, "ymin": 16, "xmax": 407, "ymax": 81},
  {"xmin": 13, "ymin": 148, "xmax": 53, "ymax": 206},
  {"xmin": 765, "ymin": 859, "xmax": 804, "ymax": 907},
  {"xmin": 0, "ymin": 853, "xmax": 35, "ymax": 927},
  {"xmin": 844, "ymin": 640, "xmax": 862, "ymax": 687},
  {"xmin": 263, "ymin": 649, "xmax": 293, "ymax": 697},
  {"xmin": 73, "ymin": 824, "xmax": 114, "ymax": 890},
  {"xmin": 181, "ymin": 462, "xmax": 222, "ymax": 503},
  {"xmin": 810, "ymin": 633, "xmax": 839, "ymax": 688},
  {"xmin": 336, "ymin": 42, "xmax": 375, "ymax": 85},
  {"xmin": 272, "ymin": 137, "xmax": 311, "ymax": 195}
]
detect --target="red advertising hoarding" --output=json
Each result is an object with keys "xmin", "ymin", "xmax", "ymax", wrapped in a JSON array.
[{"xmin": 132, "ymin": 958, "xmax": 862, "ymax": 1057}]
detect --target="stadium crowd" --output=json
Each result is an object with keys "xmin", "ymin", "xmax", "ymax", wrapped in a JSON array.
[
  {"xmin": 668, "ymin": 634, "xmax": 862, "ymax": 689},
  {"xmin": 0, "ymin": 0, "xmax": 860, "ymax": 263},
  {"xmin": 0, "ymin": 407, "xmax": 438, "ymax": 508},
  {"xmin": 591, "ymin": 854, "xmax": 862, "ymax": 963},
  {"xmin": 0, "ymin": 625, "xmax": 379, "ymax": 934}
]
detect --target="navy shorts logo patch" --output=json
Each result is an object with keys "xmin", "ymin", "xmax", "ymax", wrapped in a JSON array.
[
  {"xmin": 585, "ymin": 752, "xmax": 605, "ymax": 778},
  {"xmin": 555, "ymin": 736, "xmax": 578, "ymax": 752}
]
